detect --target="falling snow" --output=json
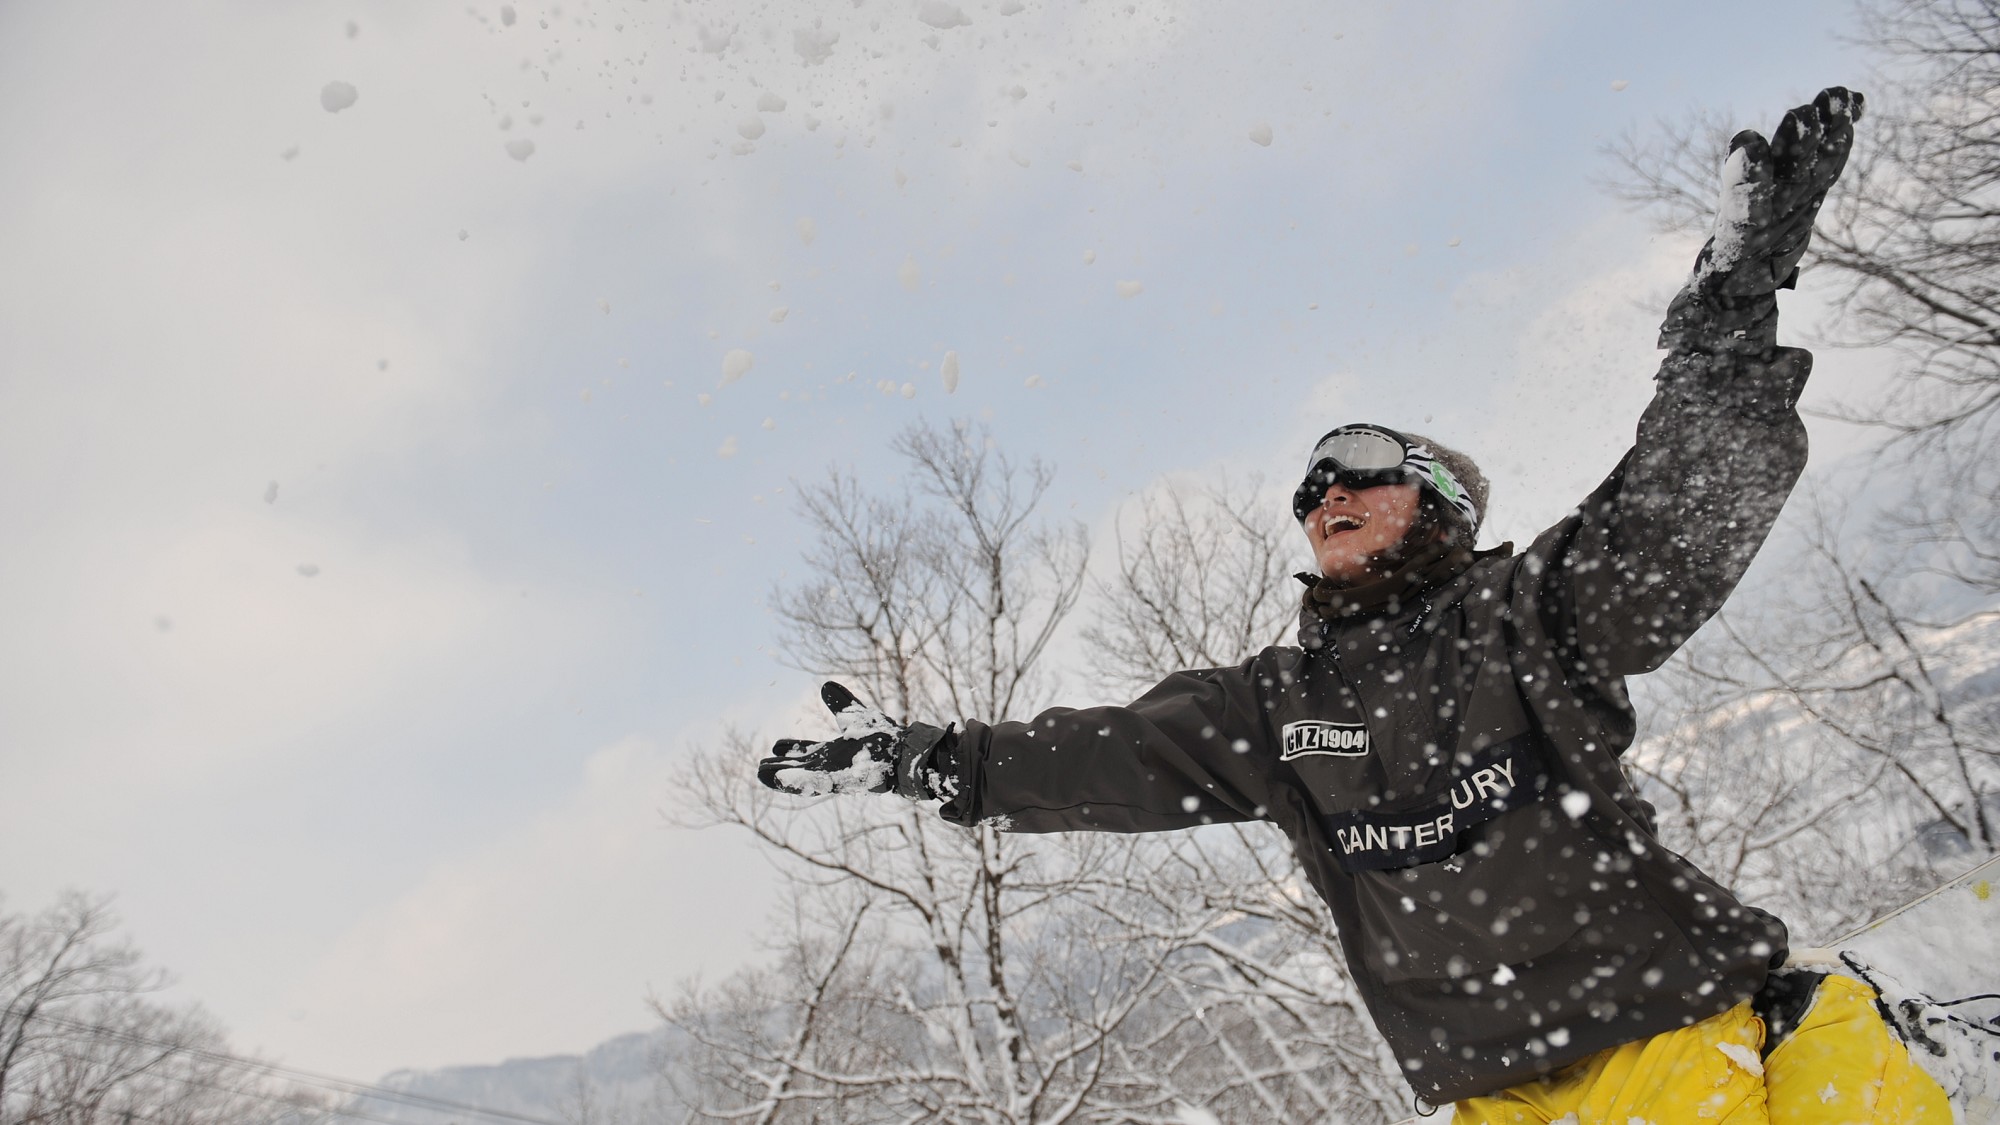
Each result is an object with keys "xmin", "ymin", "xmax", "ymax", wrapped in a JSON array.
[
  {"xmin": 318, "ymin": 81, "xmax": 358, "ymax": 113},
  {"xmin": 917, "ymin": 1, "xmax": 971, "ymax": 30}
]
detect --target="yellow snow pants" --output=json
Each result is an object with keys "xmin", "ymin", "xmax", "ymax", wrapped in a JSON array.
[{"xmin": 1452, "ymin": 974, "xmax": 1951, "ymax": 1124}]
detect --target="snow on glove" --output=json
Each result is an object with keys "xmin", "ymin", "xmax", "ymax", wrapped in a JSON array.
[
  {"xmin": 1662, "ymin": 86, "xmax": 1864, "ymax": 356},
  {"xmin": 758, "ymin": 681, "xmax": 955, "ymax": 800}
]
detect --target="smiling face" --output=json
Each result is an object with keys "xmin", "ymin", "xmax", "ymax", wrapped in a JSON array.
[{"xmin": 1301, "ymin": 481, "xmax": 1423, "ymax": 584}]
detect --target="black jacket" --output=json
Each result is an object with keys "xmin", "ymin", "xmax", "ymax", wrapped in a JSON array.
[{"xmin": 933, "ymin": 346, "xmax": 1813, "ymax": 1103}]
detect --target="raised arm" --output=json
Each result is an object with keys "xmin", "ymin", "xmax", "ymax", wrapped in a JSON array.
[{"xmin": 1533, "ymin": 88, "xmax": 1862, "ymax": 678}]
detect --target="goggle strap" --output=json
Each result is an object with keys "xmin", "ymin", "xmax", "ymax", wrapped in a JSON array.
[{"xmin": 1403, "ymin": 446, "xmax": 1479, "ymax": 528}]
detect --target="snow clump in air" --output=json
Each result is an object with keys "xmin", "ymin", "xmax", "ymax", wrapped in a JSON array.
[
  {"xmin": 319, "ymin": 82, "xmax": 359, "ymax": 113},
  {"xmin": 717, "ymin": 436, "xmax": 739, "ymax": 458},
  {"xmin": 296, "ymin": 563, "xmax": 321, "ymax": 577},
  {"xmin": 1560, "ymin": 790, "xmax": 1592, "ymax": 819},
  {"xmin": 1610, "ymin": 79, "xmax": 1630, "ymax": 92},
  {"xmin": 1248, "ymin": 122, "xmax": 1273, "ymax": 146},
  {"xmin": 796, "ymin": 217, "xmax": 818, "ymax": 244},
  {"xmin": 1082, "ymin": 249, "xmax": 1096, "ymax": 264},
  {"xmin": 1116, "ymin": 280, "xmax": 1144, "ymax": 298},
  {"xmin": 941, "ymin": 350, "xmax": 960, "ymax": 393},
  {"xmin": 918, "ymin": 1, "xmax": 971, "ymax": 29},
  {"xmin": 500, "ymin": 5, "xmax": 516, "ymax": 26},
  {"xmin": 263, "ymin": 481, "xmax": 279, "ymax": 504},
  {"xmin": 738, "ymin": 117, "xmax": 766, "ymax": 140},
  {"xmin": 757, "ymin": 92, "xmax": 787, "ymax": 112},
  {"xmin": 722, "ymin": 349, "xmax": 755, "ymax": 382},
  {"xmin": 769, "ymin": 307, "xmax": 789, "ymax": 323},
  {"xmin": 793, "ymin": 26, "xmax": 838, "ymax": 65},
  {"xmin": 999, "ymin": 0, "xmax": 1025, "ymax": 13},
  {"xmin": 898, "ymin": 255, "xmax": 922, "ymax": 291},
  {"xmin": 505, "ymin": 138, "xmax": 536, "ymax": 161}
]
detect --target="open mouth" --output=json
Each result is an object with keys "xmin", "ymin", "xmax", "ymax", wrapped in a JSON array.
[{"xmin": 1320, "ymin": 511, "xmax": 1365, "ymax": 536}]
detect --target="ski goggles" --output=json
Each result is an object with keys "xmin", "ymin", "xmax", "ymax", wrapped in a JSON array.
[{"xmin": 1291, "ymin": 424, "xmax": 1479, "ymax": 529}]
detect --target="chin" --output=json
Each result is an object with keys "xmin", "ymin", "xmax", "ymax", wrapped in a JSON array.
[{"xmin": 1318, "ymin": 558, "xmax": 1370, "ymax": 584}]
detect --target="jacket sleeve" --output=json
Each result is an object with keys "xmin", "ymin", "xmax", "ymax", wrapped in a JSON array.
[
  {"xmin": 1529, "ymin": 343, "xmax": 1812, "ymax": 679},
  {"xmin": 934, "ymin": 654, "xmax": 1284, "ymax": 834}
]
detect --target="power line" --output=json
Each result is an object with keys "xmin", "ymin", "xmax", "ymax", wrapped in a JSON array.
[
  {"xmin": 28, "ymin": 1040, "xmax": 422, "ymax": 1125},
  {"xmin": 22, "ymin": 1013, "xmax": 571, "ymax": 1125}
]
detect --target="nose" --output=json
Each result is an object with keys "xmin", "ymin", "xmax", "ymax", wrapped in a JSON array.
[{"xmin": 1321, "ymin": 481, "xmax": 1358, "ymax": 506}]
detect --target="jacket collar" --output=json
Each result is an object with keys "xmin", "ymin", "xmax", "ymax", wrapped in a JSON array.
[{"xmin": 1295, "ymin": 538, "xmax": 1512, "ymax": 645}]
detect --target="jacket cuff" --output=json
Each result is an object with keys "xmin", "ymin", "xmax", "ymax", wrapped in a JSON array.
[
  {"xmin": 893, "ymin": 722, "xmax": 956, "ymax": 802},
  {"xmin": 1653, "ymin": 346, "xmax": 1813, "ymax": 425},
  {"xmin": 1658, "ymin": 285, "xmax": 1779, "ymax": 359}
]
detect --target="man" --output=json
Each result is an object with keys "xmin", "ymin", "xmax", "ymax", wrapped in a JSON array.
[{"xmin": 759, "ymin": 88, "xmax": 1954, "ymax": 1121}]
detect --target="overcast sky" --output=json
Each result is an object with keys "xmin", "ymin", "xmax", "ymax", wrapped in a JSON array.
[{"xmin": 0, "ymin": 0, "xmax": 1889, "ymax": 1082}]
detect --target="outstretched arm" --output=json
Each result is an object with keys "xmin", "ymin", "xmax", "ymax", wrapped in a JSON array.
[
  {"xmin": 933, "ymin": 658, "xmax": 1284, "ymax": 833},
  {"xmin": 758, "ymin": 662, "xmax": 1283, "ymax": 835}
]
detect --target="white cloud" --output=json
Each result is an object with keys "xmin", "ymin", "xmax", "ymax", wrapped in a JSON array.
[{"xmin": 265, "ymin": 734, "xmax": 768, "ymax": 1076}]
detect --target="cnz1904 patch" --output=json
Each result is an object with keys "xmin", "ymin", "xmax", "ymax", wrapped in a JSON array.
[{"xmin": 1280, "ymin": 720, "xmax": 1370, "ymax": 760}]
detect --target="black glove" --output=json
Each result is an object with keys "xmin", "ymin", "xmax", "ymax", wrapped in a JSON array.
[
  {"xmin": 758, "ymin": 681, "xmax": 955, "ymax": 800},
  {"xmin": 1661, "ymin": 86, "xmax": 1864, "ymax": 356}
]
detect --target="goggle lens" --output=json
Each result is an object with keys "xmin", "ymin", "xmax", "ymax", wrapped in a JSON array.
[{"xmin": 1306, "ymin": 428, "xmax": 1407, "ymax": 472}]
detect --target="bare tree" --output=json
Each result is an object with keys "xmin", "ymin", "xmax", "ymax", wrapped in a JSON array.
[
  {"xmin": 0, "ymin": 893, "xmax": 313, "ymax": 1125},
  {"xmin": 1607, "ymin": 0, "xmax": 2000, "ymax": 453},
  {"xmin": 1079, "ymin": 476, "xmax": 1299, "ymax": 700},
  {"xmin": 1622, "ymin": 484, "xmax": 2000, "ymax": 942},
  {"xmin": 668, "ymin": 419, "xmax": 1204, "ymax": 1124}
]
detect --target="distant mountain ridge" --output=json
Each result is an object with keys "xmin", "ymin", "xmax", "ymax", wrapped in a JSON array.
[{"xmin": 351, "ymin": 1026, "xmax": 689, "ymax": 1125}]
